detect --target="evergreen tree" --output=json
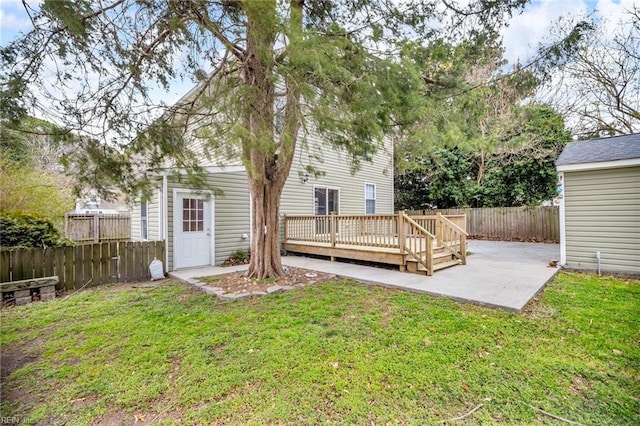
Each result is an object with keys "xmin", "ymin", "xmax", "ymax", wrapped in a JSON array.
[{"xmin": 2, "ymin": 0, "xmax": 528, "ymax": 278}]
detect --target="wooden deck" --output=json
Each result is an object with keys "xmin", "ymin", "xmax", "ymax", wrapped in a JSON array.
[{"xmin": 282, "ymin": 212, "xmax": 467, "ymax": 275}]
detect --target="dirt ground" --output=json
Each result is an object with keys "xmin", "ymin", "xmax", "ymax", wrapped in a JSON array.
[{"xmin": 194, "ymin": 265, "xmax": 337, "ymax": 294}]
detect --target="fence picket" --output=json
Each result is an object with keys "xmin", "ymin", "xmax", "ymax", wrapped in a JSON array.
[
  {"xmin": 54, "ymin": 247, "xmax": 65, "ymax": 290},
  {"xmin": 100, "ymin": 242, "xmax": 111, "ymax": 285},
  {"xmin": 32, "ymin": 248, "xmax": 43, "ymax": 279},
  {"xmin": 83, "ymin": 245, "xmax": 93, "ymax": 287},
  {"xmin": 92, "ymin": 243, "xmax": 101, "ymax": 285},
  {"xmin": 64, "ymin": 246, "xmax": 74, "ymax": 290},
  {"xmin": 74, "ymin": 245, "xmax": 84, "ymax": 289},
  {"xmin": 125, "ymin": 242, "xmax": 134, "ymax": 282},
  {"xmin": 43, "ymin": 247, "xmax": 54, "ymax": 277},
  {"xmin": 110, "ymin": 242, "xmax": 119, "ymax": 282},
  {"xmin": 1, "ymin": 251, "xmax": 10, "ymax": 282}
]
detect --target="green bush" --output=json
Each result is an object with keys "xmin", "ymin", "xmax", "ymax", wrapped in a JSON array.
[
  {"xmin": 230, "ymin": 249, "xmax": 250, "ymax": 263},
  {"xmin": 0, "ymin": 210, "xmax": 73, "ymax": 249}
]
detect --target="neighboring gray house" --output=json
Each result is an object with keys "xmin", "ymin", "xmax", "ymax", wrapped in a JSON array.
[
  {"xmin": 130, "ymin": 122, "xmax": 394, "ymax": 271},
  {"xmin": 556, "ymin": 133, "xmax": 640, "ymax": 276}
]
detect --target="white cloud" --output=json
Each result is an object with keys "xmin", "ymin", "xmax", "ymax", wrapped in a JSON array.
[
  {"xmin": 0, "ymin": 0, "xmax": 41, "ymax": 43},
  {"xmin": 502, "ymin": 0, "xmax": 638, "ymax": 65},
  {"xmin": 592, "ymin": 0, "xmax": 638, "ymax": 36},
  {"xmin": 0, "ymin": 9, "xmax": 33, "ymax": 32},
  {"xmin": 502, "ymin": 0, "xmax": 588, "ymax": 65}
]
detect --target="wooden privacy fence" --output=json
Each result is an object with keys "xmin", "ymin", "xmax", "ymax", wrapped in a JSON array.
[
  {"xmin": 65, "ymin": 213, "xmax": 131, "ymax": 243},
  {"xmin": 407, "ymin": 206, "xmax": 559, "ymax": 243},
  {"xmin": 0, "ymin": 240, "xmax": 165, "ymax": 291}
]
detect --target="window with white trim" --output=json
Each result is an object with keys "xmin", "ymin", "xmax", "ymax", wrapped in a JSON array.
[
  {"xmin": 314, "ymin": 186, "xmax": 339, "ymax": 235},
  {"xmin": 314, "ymin": 187, "xmax": 339, "ymax": 215},
  {"xmin": 365, "ymin": 183, "xmax": 376, "ymax": 214},
  {"xmin": 141, "ymin": 201, "xmax": 148, "ymax": 240}
]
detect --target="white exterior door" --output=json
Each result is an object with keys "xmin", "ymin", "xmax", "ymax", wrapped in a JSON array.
[{"xmin": 174, "ymin": 192, "xmax": 212, "ymax": 269}]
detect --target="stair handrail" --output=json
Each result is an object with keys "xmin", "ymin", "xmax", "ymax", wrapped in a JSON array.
[
  {"xmin": 401, "ymin": 213, "xmax": 435, "ymax": 275},
  {"xmin": 437, "ymin": 213, "xmax": 468, "ymax": 265}
]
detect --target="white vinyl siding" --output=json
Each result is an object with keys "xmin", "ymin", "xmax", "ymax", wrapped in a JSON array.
[{"xmin": 563, "ymin": 166, "xmax": 640, "ymax": 275}]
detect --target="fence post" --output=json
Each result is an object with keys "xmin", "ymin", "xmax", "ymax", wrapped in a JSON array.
[{"xmin": 435, "ymin": 212, "xmax": 443, "ymax": 246}]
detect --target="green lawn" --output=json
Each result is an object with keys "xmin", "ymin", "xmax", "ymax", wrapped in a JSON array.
[{"xmin": 1, "ymin": 272, "xmax": 638, "ymax": 425}]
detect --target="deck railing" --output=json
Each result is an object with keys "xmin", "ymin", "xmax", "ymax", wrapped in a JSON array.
[
  {"xmin": 401, "ymin": 214, "xmax": 434, "ymax": 275},
  {"xmin": 436, "ymin": 213, "xmax": 467, "ymax": 264},
  {"xmin": 285, "ymin": 214, "xmax": 398, "ymax": 248},
  {"xmin": 283, "ymin": 212, "xmax": 467, "ymax": 275}
]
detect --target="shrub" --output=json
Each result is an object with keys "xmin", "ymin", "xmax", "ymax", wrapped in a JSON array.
[
  {"xmin": 230, "ymin": 249, "xmax": 250, "ymax": 263},
  {"xmin": 221, "ymin": 248, "xmax": 250, "ymax": 266},
  {"xmin": 0, "ymin": 210, "xmax": 73, "ymax": 249}
]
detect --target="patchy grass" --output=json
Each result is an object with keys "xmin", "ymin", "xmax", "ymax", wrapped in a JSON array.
[
  {"xmin": 1, "ymin": 272, "xmax": 638, "ymax": 425},
  {"xmin": 193, "ymin": 276, "xmax": 221, "ymax": 284}
]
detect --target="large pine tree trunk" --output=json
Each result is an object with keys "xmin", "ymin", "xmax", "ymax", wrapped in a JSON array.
[
  {"xmin": 246, "ymin": 177, "xmax": 286, "ymax": 278},
  {"xmin": 242, "ymin": 0, "xmax": 301, "ymax": 279}
]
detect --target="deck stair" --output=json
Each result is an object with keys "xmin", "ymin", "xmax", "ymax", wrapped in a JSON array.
[{"xmin": 405, "ymin": 245, "xmax": 462, "ymax": 275}]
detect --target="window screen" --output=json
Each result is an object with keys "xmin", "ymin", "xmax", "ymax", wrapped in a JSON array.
[{"xmin": 365, "ymin": 184, "xmax": 376, "ymax": 214}]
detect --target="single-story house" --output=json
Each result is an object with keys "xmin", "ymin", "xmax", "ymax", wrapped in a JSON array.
[
  {"xmin": 129, "ymin": 123, "xmax": 394, "ymax": 272},
  {"xmin": 556, "ymin": 133, "xmax": 640, "ymax": 276}
]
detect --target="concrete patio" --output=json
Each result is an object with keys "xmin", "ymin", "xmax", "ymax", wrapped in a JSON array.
[{"xmin": 169, "ymin": 240, "xmax": 560, "ymax": 312}]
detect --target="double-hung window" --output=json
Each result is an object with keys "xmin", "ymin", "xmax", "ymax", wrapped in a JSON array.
[
  {"xmin": 365, "ymin": 183, "xmax": 376, "ymax": 214},
  {"xmin": 141, "ymin": 201, "xmax": 148, "ymax": 240}
]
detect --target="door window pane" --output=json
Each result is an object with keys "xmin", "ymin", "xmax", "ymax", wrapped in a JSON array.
[{"xmin": 182, "ymin": 197, "xmax": 204, "ymax": 233}]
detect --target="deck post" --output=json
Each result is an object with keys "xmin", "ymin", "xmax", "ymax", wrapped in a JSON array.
[
  {"xmin": 330, "ymin": 213, "xmax": 337, "ymax": 248},
  {"xmin": 283, "ymin": 214, "xmax": 288, "ymax": 241},
  {"xmin": 435, "ymin": 212, "xmax": 443, "ymax": 246},
  {"xmin": 398, "ymin": 211, "xmax": 406, "ymax": 254},
  {"xmin": 426, "ymin": 235, "xmax": 433, "ymax": 276},
  {"xmin": 460, "ymin": 233, "xmax": 467, "ymax": 265},
  {"xmin": 330, "ymin": 213, "xmax": 336, "ymax": 261}
]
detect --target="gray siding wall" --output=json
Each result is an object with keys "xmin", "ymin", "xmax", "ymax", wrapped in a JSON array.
[
  {"xmin": 157, "ymin": 124, "xmax": 394, "ymax": 270},
  {"xmin": 148, "ymin": 185, "xmax": 161, "ymax": 241},
  {"xmin": 130, "ymin": 183, "xmax": 161, "ymax": 241},
  {"xmin": 167, "ymin": 171, "xmax": 250, "ymax": 270},
  {"xmin": 280, "ymin": 132, "xmax": 394, "ymax": 216},
  {"xmin": 130, "ymin": 200, "xmax": 141, "ymax": 241},
  {"xmin": 564, "ymin": 166, "xmax": 640, "ymax": 275}
]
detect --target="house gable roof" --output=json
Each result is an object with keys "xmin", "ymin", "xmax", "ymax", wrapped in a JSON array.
[{"xmin": 557, "ymin": 133, "xmax": 640, "ymax": 167}]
